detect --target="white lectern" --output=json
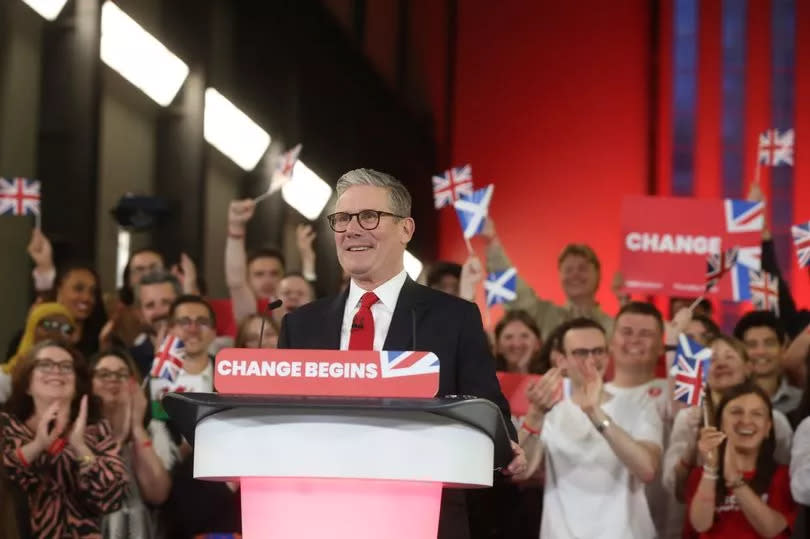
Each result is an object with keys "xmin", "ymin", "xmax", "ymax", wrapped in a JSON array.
[{"xmin": 163, "ymin": 393, "xmax": 513, "ymax": 539}]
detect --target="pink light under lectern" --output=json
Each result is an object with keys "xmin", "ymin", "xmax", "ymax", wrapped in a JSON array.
[{"xmin": 241, "ymin": 477, "xmax": 442, "ymax": 539}]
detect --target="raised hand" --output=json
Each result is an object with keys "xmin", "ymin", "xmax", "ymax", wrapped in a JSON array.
[
  {"xmin": 130, "ymin": 379, "xmax": 149, "ymax": 436},
  {"xmin": 459, "ymin": 255, "xmax": 484, "ymax": 301},
  {"xmin": 697, "ymin": 426, "xmax": 726, "ymax": 469},
  {"xmin": 228, "ymin": 199, "xmax": 256, "ymax": 233},
  {"xmin": 34, "ymin": 401, "xmax": 66, "ymax": 452},
  {"xmin": 68, "ymin": 395, "xmax": 90, "ymax": 453},
  {"xmin": 27, "ymin": 228, "xmax": 54, "ymax": 271},
  {"xmin": 171, "ymin": 253, "xmax": 199, "ymax": 294},
  {"xmin": 577, "ymin": 357, "xmax": 603, "ymax": 417},
  {"xmin": 526, "ymin": 367, "xmax": 562, "ymax": 413}
]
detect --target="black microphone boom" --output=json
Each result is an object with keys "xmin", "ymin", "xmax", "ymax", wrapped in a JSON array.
[{"xmin": 257, "ymin": 299, "xmax": 284, "ymax": 349}]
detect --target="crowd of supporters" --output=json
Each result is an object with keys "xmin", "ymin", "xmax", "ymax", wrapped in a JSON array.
[{"xmin": 0, "ymin": 187, "xmax": 808, "ymax": 539}]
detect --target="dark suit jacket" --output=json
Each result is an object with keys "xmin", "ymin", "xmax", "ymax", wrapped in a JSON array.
[
  {"xmin": 278, "ymin": 277, "xmax": 513, "ymax": 425},
  {"xmin": 277, "ymin": 277, "xmax": 515, "ymax": 539}
]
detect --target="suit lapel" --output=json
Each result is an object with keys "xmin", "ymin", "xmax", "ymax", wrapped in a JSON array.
[
  {"xmin": 383, "ymin": 278, "xmax": 429, "ymax": 351},
  {"xmin": 323, "ymin": 288, "xmax": 348, "ymax": 350}
]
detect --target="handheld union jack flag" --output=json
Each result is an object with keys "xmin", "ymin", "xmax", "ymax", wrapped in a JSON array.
[
  {"xmin": 749, "ymin": 269, "xmax": 779, "ymax": 315},
  {"xmin": 150, "ymin": 335, "xmax": 185, "ymax": 382},
  {"xmin": 672, "ymin": 334, "xmax": 712, "ymax": 406},
  {"xmin": 484, "ymin": 268, "xmax": 517, "ymax": 308},
  {"xmin": 758, "ymin": 128, "xmax": 794, "ymax": 167},
  {"xmin": 379, "ymin": 351, "xmax": 439, "ymax": 378},
  {"xmin": 454, "ymin": 184, "xmax": 494, "ymax": 239},
  {"xmin": 792, "ymin": 221, "xmax": 810, "ymax": 268},
  {"xmin": 432, "ymin": 164, "xmax": 473, "ymax": 209},
  {"xmin": 705, "ymin": 247, "xmax": 738, "ymax": 290},
  {"xmin": 276, "ymin": 143, "xmax": 302, "ymax": 177},
  {"xmin": 0, "ymin": 178, "xmax": 40, "ymax": 216}
]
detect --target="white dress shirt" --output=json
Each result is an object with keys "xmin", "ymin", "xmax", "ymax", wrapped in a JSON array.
[{"xmin": 340, "ymin": 269, "xmax": 408, "ymax": 351}]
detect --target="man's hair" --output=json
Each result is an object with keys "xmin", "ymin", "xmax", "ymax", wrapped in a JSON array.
[
  {"xmin": 426, "ymin": 261, "xmax": 462, "ymax": 288},
  {"xmin": 335, "ymin": 168, "xmax": 412, "ymax": 217},
  {"xmin": 556, "ymin": 317, "xmax": 606, "ymax": 353},
  {"xmin": 615, "ymin": 301, "xmax": 665, "ymax": 335},
  {"xmin": 134, "ymin": 270, "xmax": 182, "ymax": 305},
  {"xmin": 557, "ymin": 244, "xmax": 600, "ymax": 273},
  {"xmin": 247, "ymin": 247, "xmax": 286, "ymax": 270},
  {"xmin": 169, "ymin": 294, "xmax": 216, "ymax": 326},
  {"xmin": 733, "ymin": 310, "xmax": 787, "ymax": 346}
]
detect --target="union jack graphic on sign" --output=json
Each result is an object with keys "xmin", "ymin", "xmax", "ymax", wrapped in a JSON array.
[{"xmin": 379, "ymin": 351, "xmax": 440, "ymax": 378}]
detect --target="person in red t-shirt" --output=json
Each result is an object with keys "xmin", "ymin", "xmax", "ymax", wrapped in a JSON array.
[{"xmin": 686, "ymin": 381, "xmax": 797, "ymax": 538}]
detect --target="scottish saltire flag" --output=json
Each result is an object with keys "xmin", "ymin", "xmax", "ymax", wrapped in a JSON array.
[
  {"xmin": 379, "ymin": 351, "xmax": 440, "ymax": 378},
  {"xmin": 724, "ymin": 199, "xmax": 764, "ymax": 234},
  {"xmin": 672, "ymin": 334, "xmax": 711, "ymax": 406},
  {"xmin": 749, "ymin": 269, "xmax": 779, "ymax": 315},
  {"xmin": 150, "ymin": 336, "xmax": 185, "ymax": 382},
  {"xmin": 454, "ymin": 184, "xmax": 494, "ymax": 239},
  {"xmin": 432, "ymin": 164, "xmax": 473, "ymax": 209},
  {"xmin": 792, "ymin": 221, "xmax": 810, "ymax": 268},
  {"xmin": 484, "ymin": 268, "xmax": 517, "ymax": 307},
  {"xmin": 0, "ymin": 178, "xmax": 40, "ymax": 216},
  {"xmin": 706, "ymin": 248, "xmax": 738, "ymax": 289},
  {"xmin": 758, "ymin": 128, "xmax": 794, "ymax": 166}
]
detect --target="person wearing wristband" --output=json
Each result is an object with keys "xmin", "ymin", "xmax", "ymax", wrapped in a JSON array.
[
  {"xmin": 89, "ymin": 348, "xmax": 172, "ymax": 538},
  {"xmin": 687, "ymin": 382, "xmax": 797, "ymax": 537},
  {"xmin": 0, "ymin": 341, "xmax": 128, "ymax": 538},
  {"xmin": 663, "ymin": 335, "xmax": 794, "ymax": 507},
  {"xmin": 520, "ymin": 318, "xmax": 662, "ymax": 538}
]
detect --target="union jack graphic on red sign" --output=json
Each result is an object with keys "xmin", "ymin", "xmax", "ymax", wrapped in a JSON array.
[{"xmin": 379, "ymin": 351, "xmax": 440, "ymax": 378}]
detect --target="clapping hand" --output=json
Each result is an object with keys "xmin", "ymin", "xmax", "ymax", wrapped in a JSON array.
[
  {"xmin": 697, "ymin": 426, "xmax": 726, "ymax": 469},
  {"xmin": 526, "ymin": 367, "xmax": 562, "ymax": 414}
]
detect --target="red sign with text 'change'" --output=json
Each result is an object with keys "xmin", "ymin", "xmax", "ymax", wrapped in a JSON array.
[
  {"xmin": 215, "ymin": 348, "xmax": 440, "ymax": 398},
  {"xmin": 620, "ymin": 196, "xmax": 762, "ymax": 299}
]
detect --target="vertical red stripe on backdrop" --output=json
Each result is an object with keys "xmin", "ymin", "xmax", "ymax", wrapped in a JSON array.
[
  {"xmin": 694, "ymin": 0, "xmax": 721, "ymax": 200},
  {"xmin": 745, "ymin": 0, "xmax": 773, "ymax": 208},
  {"xmin": 793, "ymin": 0, "xmax": 810, "ymax": 306},
  {"xmin": 442, "ymin": 1, "xmax": 651, "ymax": 318},
  {"xmin": 657, "ymin": 0, "xmax": 674, "ymax": 197}
]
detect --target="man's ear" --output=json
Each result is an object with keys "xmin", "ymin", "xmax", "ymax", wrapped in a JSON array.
[{"xmin": 400, "ymin": 217, "xmax": 415, "ymax": 244}]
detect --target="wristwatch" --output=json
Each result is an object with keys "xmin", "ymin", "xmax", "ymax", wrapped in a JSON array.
[{"xmin": 595, "ymin": 417, "xmax": 611, "ymax": 433}]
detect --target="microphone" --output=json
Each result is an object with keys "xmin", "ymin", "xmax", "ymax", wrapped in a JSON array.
[{"xmin": 258, "ymin": 299, "xmax": 283, "ymax": 348}]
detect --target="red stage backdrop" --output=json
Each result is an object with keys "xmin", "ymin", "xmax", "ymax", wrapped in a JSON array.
[
  {"xmin": 437, "ymin": 0, "xmax": 810, "ymax": 325},
  {"xmin": 439, "ymin": 1, "xmax": 651, "ymax": 320}
]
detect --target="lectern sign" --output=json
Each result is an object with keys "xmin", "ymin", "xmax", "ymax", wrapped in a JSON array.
[{"xmin": 215, "ymin": 348, "xmax": 440, "ymax": 398}]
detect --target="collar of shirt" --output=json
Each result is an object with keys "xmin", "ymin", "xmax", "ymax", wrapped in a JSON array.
[{"xmin": 345, "ymin": 269, "xmax": 408, "ymax": 314}]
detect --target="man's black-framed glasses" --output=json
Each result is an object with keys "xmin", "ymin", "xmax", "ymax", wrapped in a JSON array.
[{"xmin": 326, "ymin": 210, "xmax": 406, "ymax": 232}]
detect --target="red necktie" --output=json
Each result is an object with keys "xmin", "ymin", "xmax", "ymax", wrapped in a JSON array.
[{"xmin": 348, "ymin": 292, "xmax": 379, "ymax": 350}]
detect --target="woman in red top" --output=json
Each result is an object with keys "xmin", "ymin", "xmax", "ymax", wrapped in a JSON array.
[
  {"xmin": 1, "ymin": 341, "xmax": 128, "ymax": 538},
  {"xmin": 687, "ymin": 381, "xmax": 797, "ymax": 538}
]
